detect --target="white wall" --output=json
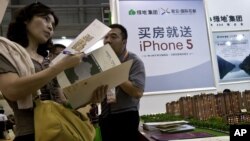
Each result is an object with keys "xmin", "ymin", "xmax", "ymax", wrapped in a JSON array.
[
  {"xmin": 2, "ymin": 0, "xmax": 250, "ymax": 116},
  {"xmin": 139, "ymin": 0, "xmax": 250, "ymax": 115}
]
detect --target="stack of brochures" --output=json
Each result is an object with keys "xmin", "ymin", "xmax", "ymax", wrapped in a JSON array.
[
  {"xmin": 158, "ymin": 124, "xmax": 195, "ymax": 133},
  {"xmin": 168, "ymin": 136, "xmax": 229, "ymax": 141},
  {"xmin": 151, "ymin": 132, "xmax": 214, "ymax": 141},
  {"xmin": 143, "ymin": 120, "xmax": 195, "ymax": 133}
]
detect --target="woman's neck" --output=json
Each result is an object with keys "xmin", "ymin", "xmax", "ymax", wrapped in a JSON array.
[
  {"xmin": 27, "ymin": 35, "xmax": 39, "ymax": 50},
  {"xmin": 25, "ymin": 36, "xmax": 44, "ymax": 63},
  {"xmin": 26, "ymin": 44, "xmax": 43, "ymax": 64}
]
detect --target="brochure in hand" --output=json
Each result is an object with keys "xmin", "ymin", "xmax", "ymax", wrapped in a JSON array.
[
  {"xmin": 58, "ymin": 44, "xmax": 132, "ymax": 109},
  {"xmin": 52, "ymin": 19, "xmax": 111, "ymax": 64},
  {"xmin": 54, "ymin": 19, "xmax": 132, "ymax": 109},
  {"xmin": 62, "ymin": 59, "xmax": 132, "ymax": 109}
]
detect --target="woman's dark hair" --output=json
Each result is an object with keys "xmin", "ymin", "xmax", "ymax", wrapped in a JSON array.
[{"xmin": 7, "ymin": 2, "xmax": 59, "ymax": 57}]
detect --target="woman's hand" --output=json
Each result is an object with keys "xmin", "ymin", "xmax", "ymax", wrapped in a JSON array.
[
  {"xmin": 91, "ymin": 85, "xmax": 108, "ymax": 103},
  {"xmin": 55, "ymin": 53, "xmax": 85, "ymax": 70}
]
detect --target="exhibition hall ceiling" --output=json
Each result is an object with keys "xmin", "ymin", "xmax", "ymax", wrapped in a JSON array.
[{"xmin": 1, "ymin": 0, "xmax": 110, "ymax": 38}]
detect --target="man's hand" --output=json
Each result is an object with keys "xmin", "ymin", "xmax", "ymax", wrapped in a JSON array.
[{"xmin": 91, "ymin": 85, "xmax": 108, "ymax": 103}]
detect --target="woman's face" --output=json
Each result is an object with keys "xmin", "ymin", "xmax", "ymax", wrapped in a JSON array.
[{"xmin": 26, "ymin": 14, "xmax": 55, "ymax": 44}]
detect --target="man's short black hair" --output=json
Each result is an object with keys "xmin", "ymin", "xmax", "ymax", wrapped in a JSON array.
[
  {"xmin": 109, "ymin": 24, "xmax": 128, "ymax": 40},
  {"xmin": 223, "ymin": 89, "xmax": 231, "ymax": 93},
  {"xmin": 50, "ymin": 44, "xmax": 66, "ymax": 53},
  {"xmin": 53, "ymin": 44, "xmax": 66, "ymax": 49}
]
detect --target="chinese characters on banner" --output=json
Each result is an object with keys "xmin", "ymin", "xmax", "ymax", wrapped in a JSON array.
[{"xmin": 117, "ymin": 0, "xmax": 215, "ymax": 93}]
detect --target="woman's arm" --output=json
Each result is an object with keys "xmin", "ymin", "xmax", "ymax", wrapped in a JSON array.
[{"xmin": 0, "ymin": 54, "xmax": 83, "ymax": 101}]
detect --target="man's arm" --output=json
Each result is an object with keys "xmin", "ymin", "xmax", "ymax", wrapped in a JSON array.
[
  {"xmin": 119, "ymin": 57, "xmax": 145, "ymax": 99},
  {"xmin": 119, "ymin": 81, "xmax": 143, "ymax": 99}
]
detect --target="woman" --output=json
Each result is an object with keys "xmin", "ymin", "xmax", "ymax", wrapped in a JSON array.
[{"xmin": 0, "ymin": 2, "xmax": 106, "ymax": 141}]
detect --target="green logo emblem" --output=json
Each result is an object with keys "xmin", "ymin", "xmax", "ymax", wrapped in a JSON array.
[{"xmin": 129, "ymin": 9, "xmax": 136, "ymax": 15}]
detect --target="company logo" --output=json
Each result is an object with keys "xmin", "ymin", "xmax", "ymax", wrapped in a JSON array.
[
  {"xmin": 159, "ymin": 8, "xmax": 170, "ymax": 15},
  {"xmin": 128, "ymin": 8, "xmax": 196, "ymax": 16},
  {"xmin": 129, "ymin": 9, "xmax": 136, "ymax": 15},
  {"xmin": 210, "ymin": 15, "xmax": 244, "ymax": 27}
]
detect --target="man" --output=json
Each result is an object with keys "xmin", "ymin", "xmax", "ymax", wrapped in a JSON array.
[
  {"xmin": 99, "ymin": 24, "xmax": 146, "ymax": 141},
  {"xmin": 49, "ymin": 43, "xmax": 66, "ymax": 60}
]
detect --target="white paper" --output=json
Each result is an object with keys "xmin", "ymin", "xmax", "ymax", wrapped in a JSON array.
[
  {"xmin": 63, "ymin": 60, "xmax": 133, "ymax": 109},
  {"xmin": 51, "ymin": 19, "xmax": 111, "ymax": 65},
  {"xmin": 57, "ymin": 44, "xmax": 121, "ymax": 88}
]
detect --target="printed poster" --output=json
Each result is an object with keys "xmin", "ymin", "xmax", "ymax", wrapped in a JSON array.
[
  {"xmin": 213, "ymin": 30, "xmax": 250, "ymax": 83},
  {"xmin": 116, "ymin": 0, "xmax": 215, "ymax": 93}
]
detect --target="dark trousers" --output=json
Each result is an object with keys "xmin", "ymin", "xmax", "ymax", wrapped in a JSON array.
[
  {"xmin": 14, "ymin": 134, "xmax": 35, "ymax": 141},
  {"xmin": 99, "ymin": 111, "xmax": 140, "ymax": 141}
]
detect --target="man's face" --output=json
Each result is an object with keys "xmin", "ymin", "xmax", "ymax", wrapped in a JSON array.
[
  {"xmin": 49, "ymin": 47, "xmax": 65, "ymax": 60},
  {"xmin": 103, "ymin": 28, "xmax": 126, "ymax": 56}
]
